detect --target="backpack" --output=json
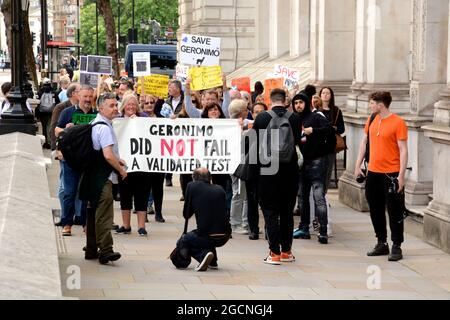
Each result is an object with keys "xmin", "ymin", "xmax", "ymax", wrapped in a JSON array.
[
  {"xmin": 169, "ymin": 218, "xmax": 191, "ymax": 269},
  {"xmin": 39, "ymin": 92, "xmax": 54, "ymax": 113},
  {"xmin": 56, "ymin": 121, "xmax": 107, "ymax": 172},
  {"xmin": 364, "ymin": 114, "xmax": 377, "ymax": 163},
  {"xmin": 169, "ymin": 234, "xmax": 192, "ymax": 269},
  {"xmin": 261, "ymin": 110, "xmax": 295, "ymax": 163}
]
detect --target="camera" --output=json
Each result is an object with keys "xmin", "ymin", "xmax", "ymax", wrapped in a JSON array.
[
  {"xmin": 387, "ymin": 176, "xmax": 399, "ymax": 194},
  {"xmin": 356, "ymin": 173, "xmax": 366, "ymax": 183}
]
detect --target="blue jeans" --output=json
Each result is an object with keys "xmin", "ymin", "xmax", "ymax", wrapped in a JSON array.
[
  {"xmin": 58, "ymin": 166, "xmax": 65, "ymax": 218},
  {"xmin": 299, "ymin": 157, "xmax": 328, "ymax": 236},
  {"xmin": 181, "ymin": 230, "xmax": 218, "ymax": 264},
  {"xmin": 60, "ymin": 160, "xmax": 87, "ymax": 226},
  {"xmin": 148, "ymin": 192, "xmax": 154, "ymax": 207}
]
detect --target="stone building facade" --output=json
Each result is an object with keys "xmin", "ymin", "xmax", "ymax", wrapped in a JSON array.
[{"xmin": 179, "ymin": 0, "xmax": 450, "ymax": 253}]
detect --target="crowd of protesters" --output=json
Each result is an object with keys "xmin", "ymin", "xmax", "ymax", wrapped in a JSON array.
[{"xmin": 0, "ymin": 52, "xmax": 408, "ymax": 269}]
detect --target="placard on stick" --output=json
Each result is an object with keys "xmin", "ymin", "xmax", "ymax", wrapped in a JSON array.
[
  {"xmin": 87, "ymin": 55, "xmax": 113, "ymax": 75},
  {"xmin": 231, "ymin": 77, "xmax": 251, "ymax": 94},
  {"xmin": 133, "ymin": 52, "xmax": 151, "ymax": 77},
  {"xmin": 264, "ymin": 78, "xmax": 284, "ymax": 108},
  {"xmin": 189, "ymin": 66, "xmax": 222, "ymax": 91}
]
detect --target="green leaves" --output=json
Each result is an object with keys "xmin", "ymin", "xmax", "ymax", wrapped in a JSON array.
[{"xmin": 80, "ymin": 0, "xmax": 178, "ymax": 56}]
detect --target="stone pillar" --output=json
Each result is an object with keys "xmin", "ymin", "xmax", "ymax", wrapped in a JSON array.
[
  {"xmin": 178, "ymin": 0, "xmax": 257, "ymax": 73},
  {"xmin": 178, "ymin": 0, "xmax": 193, "ymax": 36},
  {"xmin": 421, "ymin": 0, "xmax": 450, "ymax": 254},
  {"xmin": 290, "ymin": 0, "xmax": 310, "ymax": 57},
  {"xmin": 269, "ymin": 0, "xmax": 290, "ymax": 58},
  {"xmin": 342, "ymin": 0, "xmax": 449, "ymax": 210},
  {"xmin": 255, "ymin": 0, "xmax": 270, "ymax": 58},
  {"xmin": 310, "ymin": 0, "xmax": 355, "ymax": 105},
  {"xmin": 397, "ymin": 0, "xmax": 448, "ymax": 206}
]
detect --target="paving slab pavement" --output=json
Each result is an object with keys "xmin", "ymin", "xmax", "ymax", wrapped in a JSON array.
[{"xmin": 45, "ymin": 153, "xmax": 450, "ymax": 300}]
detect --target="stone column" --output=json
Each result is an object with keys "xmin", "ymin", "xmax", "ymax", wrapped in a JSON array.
[
  {"xmin": 290, "ymin": 0, "xmax": 310, "ymax": 57},
  {"xmin": 422, "ymin": 0, "xmax": 450, "ymax": 254},
  {"xmin": 340, "ymin": 0, "xmax": 439, "ymax": 210},
  {"xmin": 255, "ymin": 0, "xmax": 270, "ymax": 58},
  {"xmin": 310, "ymin": 0, "xmax": 355, "ymax": 105},
  {"xmin": 177, "ymin": 0, "xmax": 194, "ymax": 36},
  {"xmin": 269, "ymin": 0, "xmax": 290, "ymax": 58},
  {"xmin": 178, "ymin": 0, "xmax": 257, "ymax": 73}
]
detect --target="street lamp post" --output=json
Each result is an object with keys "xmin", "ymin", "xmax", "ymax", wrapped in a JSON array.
[
  {"xmin": 117, "ymin": 0, "xmax": 120, "ymax": 58},
  {"xmin": 40, "ymin": 0, "xmax": 47, "ymax": 71},
  {"xmin": 96, "ymin": 1, "xmax": 99, "ymax": 55},
  {"xmin": 0, "ymin": 0, "xmax": 36, "ymax": 136},
  {"xmin": 131, "ymin": 0, "xmax": 135, "ymax": 43}
]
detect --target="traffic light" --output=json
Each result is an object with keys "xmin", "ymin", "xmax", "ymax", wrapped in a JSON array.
[
  {"xmin": 127, "ymin": 28, "xmax": 138, "ymax": 44},
  {"xmin": 31, "ymin": 32, "xmax": 36, "ymax": 44}
]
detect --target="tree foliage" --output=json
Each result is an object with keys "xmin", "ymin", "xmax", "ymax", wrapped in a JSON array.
[{"xmin": 80, "ymin": 0, "xmax": 179, "ymax": 57}]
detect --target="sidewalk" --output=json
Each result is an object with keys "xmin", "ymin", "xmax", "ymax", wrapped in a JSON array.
[{"xmin": 47, "ymin": 154, "xmax": 450, "ymax": 300}]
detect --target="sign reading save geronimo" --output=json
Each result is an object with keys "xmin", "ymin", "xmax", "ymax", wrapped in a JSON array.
[
  {"xmin": 113, "ymin": 118, "xmax": 241, "ymax": 174},
  {"xmin": 180, "ymin": 33, "xmax": 221, "ymax": 67}
]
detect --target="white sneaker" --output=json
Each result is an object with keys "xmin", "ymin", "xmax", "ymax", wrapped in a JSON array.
[
  {"xmin": 195, "ymin": 252, "xmax": 214, "ymax": 272},
  {"xmin": 231, "ymin": 226, "xmax": 249, "ymax": 235}
]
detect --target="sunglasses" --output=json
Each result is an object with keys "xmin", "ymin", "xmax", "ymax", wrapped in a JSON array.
[
  {"xmin": 144, "ymin": 101, "xmax": 155, "ymax": 105},
  {"xmin": 192, "ymin": 100, "xmax": 197, "ymax": 103}
]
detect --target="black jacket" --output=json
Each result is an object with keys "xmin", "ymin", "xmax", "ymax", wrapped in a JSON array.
[
  {"xmin": 183, "ymin": 181, "xmax": 231, "ymax": 237},
  {"xmin": 299, "ymin": 112, "xmax": 335, "ymax": 161}
]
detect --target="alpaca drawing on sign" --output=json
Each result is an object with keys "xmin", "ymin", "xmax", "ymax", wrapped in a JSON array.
[{"xmin": 196, "ymin": 57, "xmax": 205, "ymax": 66}]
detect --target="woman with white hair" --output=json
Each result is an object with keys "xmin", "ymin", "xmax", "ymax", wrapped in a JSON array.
[{"xmin": 116, "ymin": 94, "xmax": 152, "ymax": 236}]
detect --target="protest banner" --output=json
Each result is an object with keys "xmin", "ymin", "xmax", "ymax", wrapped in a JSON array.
[
  {"xmin": 273, "ymin": 64, "xmax": 301, "ymax": 89},
  {"xmin": 87, "ymin": 55, "xmax": 113, "ymax": 75},
  {"xmin": 180, "ymin": 34, "xmax": 221, "ymax": 66},
  {"xmin": 231, "ymin": 77, "xmax": 251, "ymax": 94},
  {"xmin": 113, "ymin": 118, "xmax": 242, "ymax": 174},
  {"xmin": 176, "ymin": 63, "xmax": 189, "ymax": 83},
  {"xmin": 79, "ymin": 56, "xmax": 87, "ymax": 72},
  {"xmin": 264, "ymin": 78, "xmax": 284, "ymax": 108},
  {"xmin": 137, "ymin": 74, "xmax": 170, "ymax": 98},
  {"xmin": 79, "ymin": 72, "xmax": 99, "ymax": 87},
  {"xmin": 133, "ymin": 52, "xmax": 151, "ymax": 77},
  {"xmin": 189, "ymin": 66, "xmax": 222, "ymax": 91}
]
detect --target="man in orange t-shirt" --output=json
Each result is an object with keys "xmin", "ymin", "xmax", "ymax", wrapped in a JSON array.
[{"xmin": 354, "ymin": 91, "xmax": 408, "ymax": 262}]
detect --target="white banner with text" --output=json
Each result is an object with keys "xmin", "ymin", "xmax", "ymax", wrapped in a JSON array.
[{"xmin": 113, "ymin": 118, "xmax": 242, "ymax": 174}]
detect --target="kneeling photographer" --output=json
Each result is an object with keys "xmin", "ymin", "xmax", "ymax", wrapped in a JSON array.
[{"xmin": 354, "ymin": 92, "xmax": 409, "ymax": 262}]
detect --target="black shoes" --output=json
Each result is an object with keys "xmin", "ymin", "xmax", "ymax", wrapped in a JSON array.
[
  {"xmin": 165, "ymin": 179, "xmax": 173, "ymax": 187},
  {"xmin": 85, "ymin": 251, "xmax": 99, "ymax": 260},
  {"xmin": 98, "ymin": 251, "xmax": 121, "ymax": 265},
  {"xmin": 388, "ymin": 245, "xmax": 403, "ymax": 261},
  {"xmin": 155, "ymin": 214, "xmax": 165, "ymax": 223},
  {"xmin": 367, "ymin": 243, "xmax": 390, "ymax": 256},
  {"xmin": 115, "ymin": 226, "xmax": 132, "ymax": 234},
  {"xmin": 318, "ymin": 235, "xmax": 328, "ymax": 244},
  {"xmin": 249, "ymin": 232, "xmax": 259, "ymax": 240}
]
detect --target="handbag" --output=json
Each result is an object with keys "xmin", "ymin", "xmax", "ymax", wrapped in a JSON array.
[
  {"xmin": 334, "ymin": 109, "xmax": 347, "ymax": 153},
  {"xmin": 169, "ymin": 218, "xmax": 191, "ymax": 269}
]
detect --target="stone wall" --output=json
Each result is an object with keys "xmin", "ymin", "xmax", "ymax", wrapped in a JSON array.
[{"xmin": 0, "ymin": 133, "xmax": 63, "ymax": 299}]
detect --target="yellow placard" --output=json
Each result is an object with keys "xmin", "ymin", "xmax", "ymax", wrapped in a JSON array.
[
  {"xmin": 189, "ymin": 66, "xmax": 222, "ymax": 91},
  {"xmin": 137, "ymin": 74, "xmax": 170, "ymax": 98}
]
